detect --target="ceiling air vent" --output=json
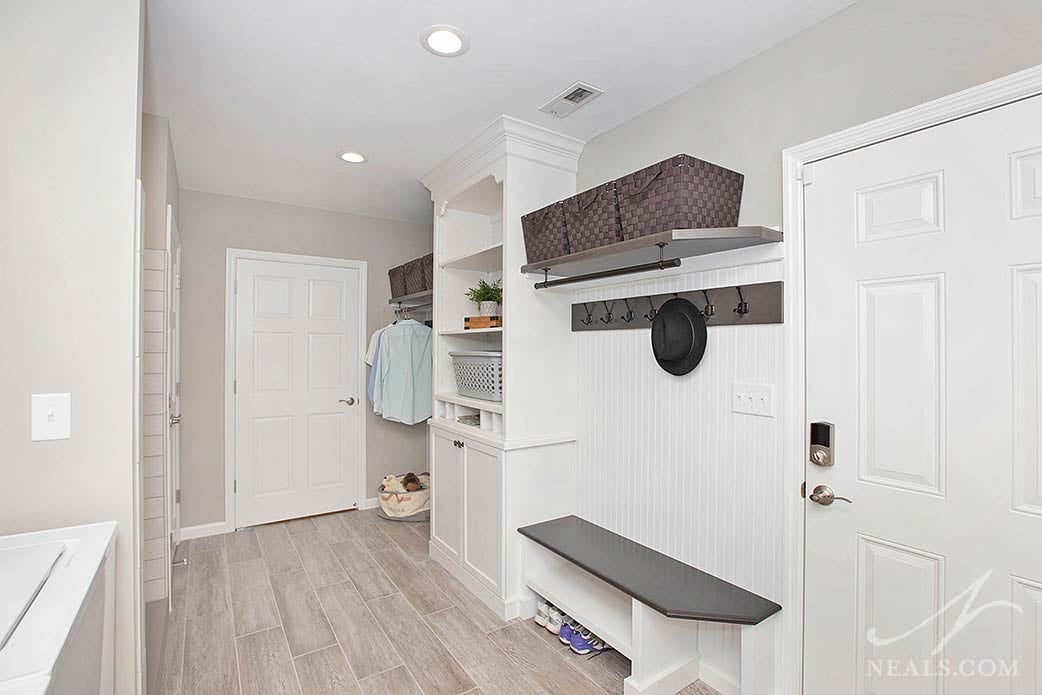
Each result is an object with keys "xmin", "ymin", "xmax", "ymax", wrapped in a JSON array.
[{"xmin": 539, "ymin": 81, "xmax": 604, "ymax": 118}]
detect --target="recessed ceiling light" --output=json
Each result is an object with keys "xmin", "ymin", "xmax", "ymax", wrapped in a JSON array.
[
  {"xmin": 338, "ymin": 150, "xmax": 367, "ymax": 164},
  {"xmin": 421, "ymin": 25, "xmax": 469, "ymax": 57}
]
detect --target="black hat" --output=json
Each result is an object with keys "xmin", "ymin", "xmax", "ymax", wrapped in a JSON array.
[{"xmin": 651, "ymin": 297, "xmax": 707, "ymax": 375}]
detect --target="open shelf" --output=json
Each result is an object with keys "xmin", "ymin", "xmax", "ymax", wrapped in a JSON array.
[
  {"xmin": 520, "ymin": 226, "xmax": 782, "ymax": 281},
  {"xmin": 441, "ymin": 242, "xmax": 503, "ymax": 273},
  {"xmin": 438, "ymin": 327, "xmax": 502, "ymax": 336},
  {"xmin": 388, "ymin": 289, "xmax": 433, "ymax": 306},
  {"xmin": 435, "ymin": 391, "xmax": 504, "ymax": 414}
]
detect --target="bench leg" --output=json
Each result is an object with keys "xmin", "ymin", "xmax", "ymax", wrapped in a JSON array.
[
  {"xmin": 624, "ymin": 601, "xmax": 701, "ymax": 695},
  {"xmin": 739, "ymin": 613, "xmax": 777, "ymax": 695}
]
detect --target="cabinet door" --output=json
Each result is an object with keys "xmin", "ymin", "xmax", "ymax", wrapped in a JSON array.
[
  {"xmin": 462, "ymin": 437, "xmax": 503, "ymax": 594},
  {"xmin": 430, "ymin": 428, "xmax": 462, "ymax": 563}
]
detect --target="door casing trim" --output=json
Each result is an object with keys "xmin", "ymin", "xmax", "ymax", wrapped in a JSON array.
[
  {"xmin": 781, "ymin": 63, "xmax": 1042, "ymax": 693},
  {"xmin": 224, "ymin": 248, "xmax": 369, "ymax": 532}
]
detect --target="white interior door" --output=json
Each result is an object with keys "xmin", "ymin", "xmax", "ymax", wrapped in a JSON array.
[
  {"xmin": 234, "ymin": 255, "xmax": 364, "ymax": 528},
  {"xmin": 166, "ymin": 206, "xmax": 182, "ymax": 585},
  {"xmin": 804, "ymin": 94, "xmax": 1042, "ymax": 694}
]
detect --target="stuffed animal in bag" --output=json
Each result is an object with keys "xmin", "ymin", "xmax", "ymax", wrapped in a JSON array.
[{"xmin": 401, "ymin": 472, "xmax": 422, "ymax": 492}]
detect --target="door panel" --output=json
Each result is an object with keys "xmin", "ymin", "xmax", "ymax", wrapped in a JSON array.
[
  {"xmin": 804, "ymin": 94, "xmax": 1042, "ymax": 694},
  {"xmin": 235, "ymin": 258, "xmax": 362, "ymax": 527},
  {"xmin": 431, "ymin": 429, "xmax": 462, "ymax": 562},
  {"xmin": 165, "ymin": 204, "xmax": 182, "ymax": 607},
  {"xmin": 462, "ymin": 438, "xmax": 502, "ymax": 593}
]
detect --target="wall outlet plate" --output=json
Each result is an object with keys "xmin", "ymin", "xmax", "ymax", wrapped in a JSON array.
[
  {"xmin": 732, "ymin": 382, "xmax": 775, "ymax": 418},
  {"xmin": 31, "ymin": 393, "xmax": 71, "ymax": 441}
]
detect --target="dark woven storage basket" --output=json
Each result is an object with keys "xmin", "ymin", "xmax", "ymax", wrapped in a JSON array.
[
  {"xmin": 388, "ymin": 264, "xmax": 408, "ymax": 298},
  {"xmin": 617, "ymin": 154, "xmax": 744, "ymax": 240},
  {"xmin": 404, "ymin": 257, "xmax": 426, "ymax": 294},
  {"xmin": 521, "ymin": 201, "xmax": 569, "ymax": 264},
  {"xmin": 563, "ymin": 182, "xmax": 622, "ymax": 254},
  {"xmin": 420, "ymin": 253, "xmax": 434, "ymax": 290}
]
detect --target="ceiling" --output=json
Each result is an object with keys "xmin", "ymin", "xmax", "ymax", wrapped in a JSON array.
[{"xmin": 144, "ymin": 0, "xmax": 855, "ymax": 224}]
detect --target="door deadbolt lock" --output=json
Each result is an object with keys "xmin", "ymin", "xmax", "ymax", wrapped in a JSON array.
[
  {"xmin": 809, "ymin": 421, "xmax": 834, "ymax": 467},
  {"xmin": 808, "ymin": 484, "xmax": 852, "ymax": 506}
]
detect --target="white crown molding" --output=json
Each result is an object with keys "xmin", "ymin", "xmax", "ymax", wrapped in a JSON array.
[{"xmin": 420, "ymin": 115, "xmax": 585, "ymax": 205}]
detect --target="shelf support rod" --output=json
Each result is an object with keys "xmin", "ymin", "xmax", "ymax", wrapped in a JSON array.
[{"xmin": 534, "ymin": 255, "xmax": 681, "ymax": 290}]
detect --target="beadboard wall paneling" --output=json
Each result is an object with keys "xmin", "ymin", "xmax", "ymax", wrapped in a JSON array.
[{"xmin": 574, "ymin": 260, "xmax": 784, "ymax": 687}]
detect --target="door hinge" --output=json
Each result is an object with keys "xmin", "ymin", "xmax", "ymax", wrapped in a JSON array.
[
  {"xmin": 175, "ymin": 489, "xmax": 181, "ymax": 504},
  {"xmin": 234, "ymin": 480, "xmax": 238, "ymax": 494},
  {"xmin": 233, "ymin": 379, "xmax": 237, "ymax": 394},
  {"xmin": 801, "ymin": 481, "xmax": 807, "ymax": 498},
  {"xmin": 799, "ymin": 163, "xmax": 815, "ymax": 186}
]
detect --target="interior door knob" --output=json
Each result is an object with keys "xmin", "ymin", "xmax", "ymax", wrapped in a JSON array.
[
  {"xmin": 808, "ymin": 484, "xmax": 852, "ymax": 506},
  {"xmin": 339, "ymin": 397, "xmax": 356, "ymax": 406}
]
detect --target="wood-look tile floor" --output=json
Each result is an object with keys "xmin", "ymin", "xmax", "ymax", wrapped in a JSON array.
[{"xmin": 159, "ymin": 509, "xmax": 719, "ymax": 695}]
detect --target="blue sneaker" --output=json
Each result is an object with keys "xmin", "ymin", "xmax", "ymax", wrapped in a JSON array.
[
  {"xmin": 559, "ymin": 619, "xmax": 581, "ymax": 645},
  {"xmin": 569, "ymin": 628, "xmax": 608, "ymax": 655}
]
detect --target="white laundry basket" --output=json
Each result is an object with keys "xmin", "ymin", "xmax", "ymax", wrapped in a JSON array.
[{"xmin": 449, "ymin": 351, "xmax": 503, "ymax": 402}]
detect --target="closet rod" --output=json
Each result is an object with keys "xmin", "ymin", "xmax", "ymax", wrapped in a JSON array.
[{"xmin": 534, "ymin": 257, "xmax": 681, "ymax": 290}]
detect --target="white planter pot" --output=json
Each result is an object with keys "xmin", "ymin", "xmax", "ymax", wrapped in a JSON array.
[{"xmin": 478, "ymin": 301, "xmax": 500, "ymax": 317}]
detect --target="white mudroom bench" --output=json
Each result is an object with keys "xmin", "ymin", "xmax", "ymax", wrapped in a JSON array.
[{"xmin": 518, "ymin": 516, "xmax": 781, "ymax": 695}]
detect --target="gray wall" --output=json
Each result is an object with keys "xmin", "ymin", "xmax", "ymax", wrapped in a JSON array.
[
  {"xmin": 177, "ymin": 190, "xmax": 432, "ymax": 528},
  {"xmin": 0, "ymin": 2, "xmax": 143, "ymax": 694},
  {"xmin": 577, "ymin": 0, "xmax": 1042, "ymax": 224},
  {"xmin": 141, "ymin": 113, "xmax": 180, "ymax": 250}
]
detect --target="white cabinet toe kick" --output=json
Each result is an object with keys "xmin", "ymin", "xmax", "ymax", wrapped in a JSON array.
[{"xmin": 519, "ymin": 516, "xmax": 781, "ymax": 695}]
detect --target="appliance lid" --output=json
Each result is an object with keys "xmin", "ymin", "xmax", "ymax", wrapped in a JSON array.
[{"xmin": 0, "ymin": 543, "xmax": 65, "ymax": 651}]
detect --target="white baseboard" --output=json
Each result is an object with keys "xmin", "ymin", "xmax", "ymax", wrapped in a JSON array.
[
  {"xmin": 698, "ymin": 659, "xmax": 740, "ymax": 695},
  {"xmin": 358, "ymin": 497, "xmax": 380, "ymax": 511},
  {"xmin": 179, "ymin": 521, "xmax": 231, "ymax": 540}
]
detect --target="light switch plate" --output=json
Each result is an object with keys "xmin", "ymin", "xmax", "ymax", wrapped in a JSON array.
[
  {"xmin": 732, "ymin": 382, "xmax": 775, "ymax": 417},
  {"xmin": 31, "ymin": 393, "xmax": 71, "ymax": 441}
]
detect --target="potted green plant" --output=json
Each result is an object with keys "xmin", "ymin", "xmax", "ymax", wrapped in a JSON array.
[{"xmin": 465, "ymin": 278, "xmax": 502, "ymax": 316}]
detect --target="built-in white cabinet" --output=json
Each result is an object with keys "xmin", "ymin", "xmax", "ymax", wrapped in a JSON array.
[
  {"xmin": 431, "ymin": 427, "xmax": 504, "ymax": 594},
  {"xmin": 420, "ymin": 116, "xmax": 585, "ymax": 619}
]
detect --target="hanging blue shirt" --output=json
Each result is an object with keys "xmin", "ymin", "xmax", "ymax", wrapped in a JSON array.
[{"xmin": 373, "ymin": 319, "xmax": 432, "ymax": 425}]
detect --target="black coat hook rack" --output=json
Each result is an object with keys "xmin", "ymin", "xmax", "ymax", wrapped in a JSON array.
[{"xmin": 570, "ymin": 281, "xmax": 783, "ymax": 332}]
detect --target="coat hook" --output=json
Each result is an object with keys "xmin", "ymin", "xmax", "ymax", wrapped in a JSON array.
[
  {"xmin": 580, "ymin": 303, "xmax": 594, "ymax": 325},
  {"xmin": 734, "ymin": 286, "xmax": 749, "ymax": 316},
  {"xmin": 644, "ymin": 296, "xmax": 659, "ymax": 321},
  {"xmin": 701, "ymin": 290, "xmax": 715, "ymax": 318},
  {"xmin": 600, "ymin": 300, "xmax": 615, "ymax": 324},
  {"xmin": 620, "ymin": 298, "xmax": 635, "ymax": 323}
]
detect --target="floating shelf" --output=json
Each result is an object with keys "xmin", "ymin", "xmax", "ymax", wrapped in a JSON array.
[
  {"xmin": 520, "ymin": 227, "xmax": 782, "ymax": 286},
  {"xmin": 441, "ymin": 242, "xmax": 503, "ymax": 273},
  {"xmin": 438, "ymin": 327, "xmax": 503, "ymax": 336},
  {"xmin": 435, "ymin": 392, "xmax": 504, "ymax": 414},
  {"xmin": 388, "ymin": 289, "xmax": 433, "ymax": 306}
]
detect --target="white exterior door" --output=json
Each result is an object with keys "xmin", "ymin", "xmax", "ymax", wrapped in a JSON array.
[
  {"xmin": 234, "ymin": 255, "xmax": 365, "ymax": 528},
  {"xmin": 804, "ymin": 94, "xmax": 1042, "ymax": 694}
]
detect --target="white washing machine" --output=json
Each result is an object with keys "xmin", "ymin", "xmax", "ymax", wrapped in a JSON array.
[{"xmin": 0, "ymin": 522, "xmax": 117, "ymax": 695}]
